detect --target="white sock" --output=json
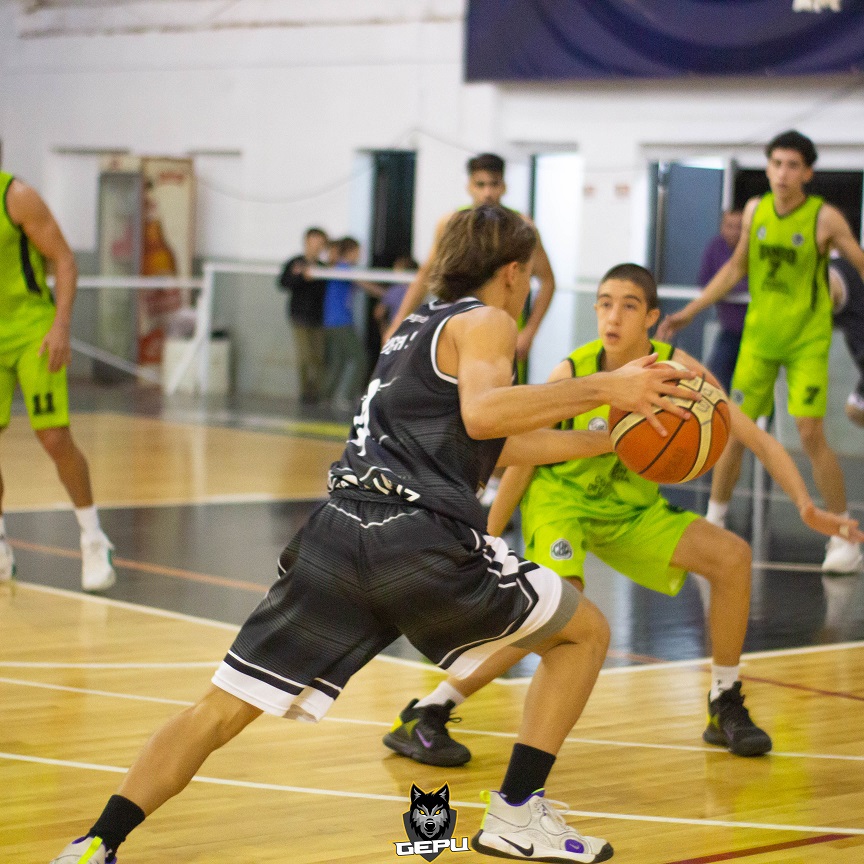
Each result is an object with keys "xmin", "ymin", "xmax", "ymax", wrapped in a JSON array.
[
  {"xmin": 705, "ymin": 500, "xmax": 729, "ymax": 527},
  {"xmin": 74, "ymin": 505, "xmax": 102, "ymax": 539},
  {"xmin": 710, "ymin": 664, "xmax": 740, "ymax": 701},
  {"xmin": 0, "ymin": 515, "xmax": 6, "ymax": 538},
  {"xmin": 415, "ymin": 681, "xmax": 466, "ymax": 709}
]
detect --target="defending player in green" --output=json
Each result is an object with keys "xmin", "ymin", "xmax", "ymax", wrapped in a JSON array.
[{"xmin": 385, "ymin": 263, "xmax": 862, "ymax": 766}]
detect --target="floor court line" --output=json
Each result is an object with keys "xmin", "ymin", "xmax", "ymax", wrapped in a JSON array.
[
  {"xmin": 3, "ymin": 675, "xmax": 863, "ymax": 763},
  {"xmin": 12, "ymin": 581, "xmax": 864, "ymax": 678},
  {"xmin": 2, "ymin": 750, "xmax": 861, "ymax": 837},
  {"xmin": 3, "ymin": 492, "xmax": 313, "ymax": 514},
  {"xmin": 9, "ymin": 539, "xmax": 270, "ymax": 594}
]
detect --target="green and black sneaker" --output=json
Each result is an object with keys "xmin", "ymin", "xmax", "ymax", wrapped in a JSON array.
[
  {"xmin": 703, "ymin": 681, "xmax": 772, "ymax": 757},
  {"xmin": 383, "ymin": 698, "xmax": 471, "ymax": 767}
]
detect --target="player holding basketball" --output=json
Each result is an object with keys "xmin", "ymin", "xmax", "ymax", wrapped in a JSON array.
[
  {"xmin": 384, "ymin": 263, "xmax": 861, "ymax": 768},
  {"xmin": 659, "ymin": 130, "xmax": 864, "ymax": 573},
  {"xmin": 51, "ymin": 208, "xmax": 698, "ymax": 864},
  {"xmin": 0, "ymin": 171, "xmax": 115, "ymax": 592}
]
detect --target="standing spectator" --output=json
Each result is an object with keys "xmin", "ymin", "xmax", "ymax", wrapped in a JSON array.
[
  {"xmin": 321, "ymin": 237, "xmax": 383, "ymax": 411},
  {"xmin": 374, "ymin": 255, "xmax": 418, "ymax": 345},
  {"xmin": 278, "ymin": 227, "xmax": 328, "ymax": 405},
  {"xmin": 699, "ymin": 209, "xmax": 748, "ymax": 394}
]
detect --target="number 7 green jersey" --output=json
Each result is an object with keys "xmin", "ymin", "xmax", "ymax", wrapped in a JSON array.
[{"xmin": 744, "ymin": 193, "xmax": 831, "ymax": 360}]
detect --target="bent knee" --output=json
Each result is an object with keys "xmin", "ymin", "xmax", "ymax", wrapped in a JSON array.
[
  {"xmin": 705, "ymin": 532, "xmax": 751, "ymax": 581},
  {"xmin": 571, "ymin": 596, "xmax": 610, "ymax": 650}
]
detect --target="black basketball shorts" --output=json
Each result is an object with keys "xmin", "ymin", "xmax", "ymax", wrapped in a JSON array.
[{"xmin": 212, "ymin": 496, "xmax": 580, "ymax": 721}]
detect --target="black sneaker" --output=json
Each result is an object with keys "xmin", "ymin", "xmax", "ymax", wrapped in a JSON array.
[
  {"xmin": 383, "ymin": 699, "xmax": 471, "ymax": 767},
  {"xmin": 703, "ymin": 682, "xmax": 772, "ymax": 757}
]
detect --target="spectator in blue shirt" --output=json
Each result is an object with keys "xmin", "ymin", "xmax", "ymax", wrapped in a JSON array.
[{"xmin": 321, "ymin": 237, "xmax": 383, "ymax": 410}]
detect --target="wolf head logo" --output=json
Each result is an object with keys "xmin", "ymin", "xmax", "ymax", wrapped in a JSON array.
[
  {"xmin": 402, "ymin": 783, "xmax": 457, "ymax": 860},
  {"xmin": 410, "ymin": 784, "xmax": 451, "ymax": 839}
]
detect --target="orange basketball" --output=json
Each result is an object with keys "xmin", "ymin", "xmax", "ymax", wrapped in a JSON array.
[{"xmin": 608, "ymin": 360, "xmax": 730, "ymax": 484}]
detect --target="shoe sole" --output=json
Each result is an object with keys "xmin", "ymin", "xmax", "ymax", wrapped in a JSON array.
[
  {"xmin": 382, "ymin": 732, "xmax": 470, "ymax": 767},
  {"xmin": 703, "ymin": 727, "xmax": 772, "ymax": 757},
  {"xmin": 471, "ymin": 831, "xmax": 614, "ymax": 862},
  {"xmin": 82, "ymin": 572, "xmax": 117, "ymax": 593}
]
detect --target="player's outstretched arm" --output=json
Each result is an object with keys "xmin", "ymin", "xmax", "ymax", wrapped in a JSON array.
[
  {"xmin": 657, "ymin": 197, "xmax": 756, "ymax": 341},
  {"xmin": 729, "ymin": 403, "xmax": 863, "ymax": 542},
  {"xmin": 515, "ymin": 232, "xmax": 555, "ymax": 361},
  {"xmin": 447, "ymin": 307, "xmax": 694, "ymax": 439},
  {"xmin": 383, "ymin": 213, "xmax": 451, "ymax": 341},
  {"xmin": 496, "ymin": 358, "xmax": 613, "ymax": 465},
  {"xmin": 487, "ymin": 465, "xmax": 535, "ymax": 537}
]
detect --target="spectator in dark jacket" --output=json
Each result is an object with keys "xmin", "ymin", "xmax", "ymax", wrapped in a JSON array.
[{"xmin": 278, "ymin": 227, "xmax": 328, "ymax": 404}]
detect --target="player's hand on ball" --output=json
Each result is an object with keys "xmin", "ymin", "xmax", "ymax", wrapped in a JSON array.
[
  {"xmin": 799, "ymin": 501, "xmax": 864, "ymax": 543},
  {"xmin": 604, "ymin": 354, "xmax": 693, "ymax": 437}
]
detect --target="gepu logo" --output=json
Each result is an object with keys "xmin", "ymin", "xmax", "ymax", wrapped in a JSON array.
[
  {"xmin": 395, "ymin": 784, "xmax": 470, "ymax": 860},
  {"xmin": 792, "ymin": 0, "xmax": 842, "ymax": 11}
]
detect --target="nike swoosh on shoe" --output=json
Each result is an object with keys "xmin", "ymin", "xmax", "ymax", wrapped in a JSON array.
[
  {"xmin": 417, "ymin": 731, "xmax": 433, "ymax": 749},
  {"xmin": 503, "ymin": 837, "xmax": 534, "ymax": 856}
]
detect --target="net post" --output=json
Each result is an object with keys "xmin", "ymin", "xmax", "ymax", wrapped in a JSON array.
[
  {"xmin": 164, "ymin": 268, "xmax": 213, "ymax": 396},
  {"xmin": 195, "ymin": 262, "xmax": 216, "ymax": 394},
  {"xmin": 751, "ymin": 415, "xmax": 770, "ymax": 566}
]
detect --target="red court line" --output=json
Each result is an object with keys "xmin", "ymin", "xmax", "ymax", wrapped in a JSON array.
[
  {"xmin": 664, "ymin": 832, "xmax": 851, "ymax": 863},
  {"xmin": 741, "ymin": 672, "xmax": 864, "ymax": 703},
  {"xmin": 8, "ymin": 538, "xmax": 268, "ymax": 594}
]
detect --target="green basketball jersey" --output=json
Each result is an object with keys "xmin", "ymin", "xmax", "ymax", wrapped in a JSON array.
[
  {"xmin": 520, "ymin": 339, "xmax": 675, "ymax": 536},
  {"xmin": 0, "ymin": 172, "xmax": 55, "ymax": 344},
  {"xmin": 743, "ymin": 193, "xmax": 831, "ymax": 360}
]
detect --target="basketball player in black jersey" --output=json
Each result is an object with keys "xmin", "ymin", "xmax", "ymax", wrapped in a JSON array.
[{"xmin": 51, "ymin": 207, "xmax": 694, "ymax": 864}]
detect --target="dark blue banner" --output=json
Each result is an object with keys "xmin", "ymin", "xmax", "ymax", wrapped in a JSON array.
[{"xmin": 466, "ymin": 1, "xmax": 864, "ymax": 81}]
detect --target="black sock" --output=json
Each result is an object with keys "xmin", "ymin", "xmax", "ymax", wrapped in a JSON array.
[
  {"xmin": 88, "ymin": 795, "xmax": 146, "ymax": 854},
  {"xmin": 499, "ymin": 743, "xmax": 556, "ymax": 805}
]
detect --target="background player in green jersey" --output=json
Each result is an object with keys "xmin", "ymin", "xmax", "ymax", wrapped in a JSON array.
[
  {"xmin": 384, "ymin": 263, "xmax": 861, "ymax": 764},
  {"xmin": 385, "ymin": 153, "xmax": 555, "ymax": 366},
  {"xmin": 659, "ymin": 130, "xmax": 864, "ymax": 573},
  {"xmin": 0, "ymin": 172, "xmax": 115, "ymax": 591}
]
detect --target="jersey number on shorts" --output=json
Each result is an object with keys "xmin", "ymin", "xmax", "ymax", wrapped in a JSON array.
[
  {"xmin": 32, "ymin": 392, "xmax": 56, "ymax": 416},
  {"xmin": 803, "ymin": 386, "xmax": 821, "ymax": 406}
]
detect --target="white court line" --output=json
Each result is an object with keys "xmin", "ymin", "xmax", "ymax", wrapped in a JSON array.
[
  {"xmin": 3, "ymin": 675, "xmax": 863, "ymax": 763},
  {"xmin": 13, "ymin": 581, "xmax": 864, "ymax": 679},
  {"xmin": 2, "ymin": 750, "xmax": 862, "ymax": 836},
  {"xmin": 0, "ymin": 661, "xmax": 218, "ymax": 669},
  {"xmin": 2, "ymin": 493, "xmax": 310, "ymax": 514},
  {"xmin": 0, "ymin": 677, "xmax": 194, "ymax": 707}
]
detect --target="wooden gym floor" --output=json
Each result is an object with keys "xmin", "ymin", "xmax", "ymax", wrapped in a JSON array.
[{"xmin": 3, "ymin": 389, "xmax": 864, "ymax": 863}]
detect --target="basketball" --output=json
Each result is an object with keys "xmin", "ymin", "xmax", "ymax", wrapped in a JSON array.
[{"xmin": 608, "ymin": 360, "xmax": 730, "ymax": 484}]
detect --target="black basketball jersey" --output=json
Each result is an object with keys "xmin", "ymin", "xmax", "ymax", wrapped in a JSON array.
[{"xmin": 328, "ymin": 298, "xmax": 506, "ymax": 531}]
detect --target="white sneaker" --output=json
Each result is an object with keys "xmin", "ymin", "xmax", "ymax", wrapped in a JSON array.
[
  {"xmin": 50, "ymin": 836, "xmax": 116, "ymax": 863},
  {"xmin": 822, "ymin": 535, "xmax": 863, "ymax": 574},
  {"xmin": 845, "ymin": 393, "xmax": 864, "ymax": 428},
  {"xmin": 471, "ymin": 790, "xmax": 613, "ymax": 862},
  {"xmin": 81, "ymin": 532, "xmax": 116, "ymax": 592},
  {"xmin": 0, "ymin": 536, "xmax": 15, "ymax": 582}
]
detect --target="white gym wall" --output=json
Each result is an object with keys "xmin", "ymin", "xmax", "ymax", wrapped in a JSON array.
[{"xmin": 2, "ymin": 0, "xmax": 863, "ymax": 422}]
